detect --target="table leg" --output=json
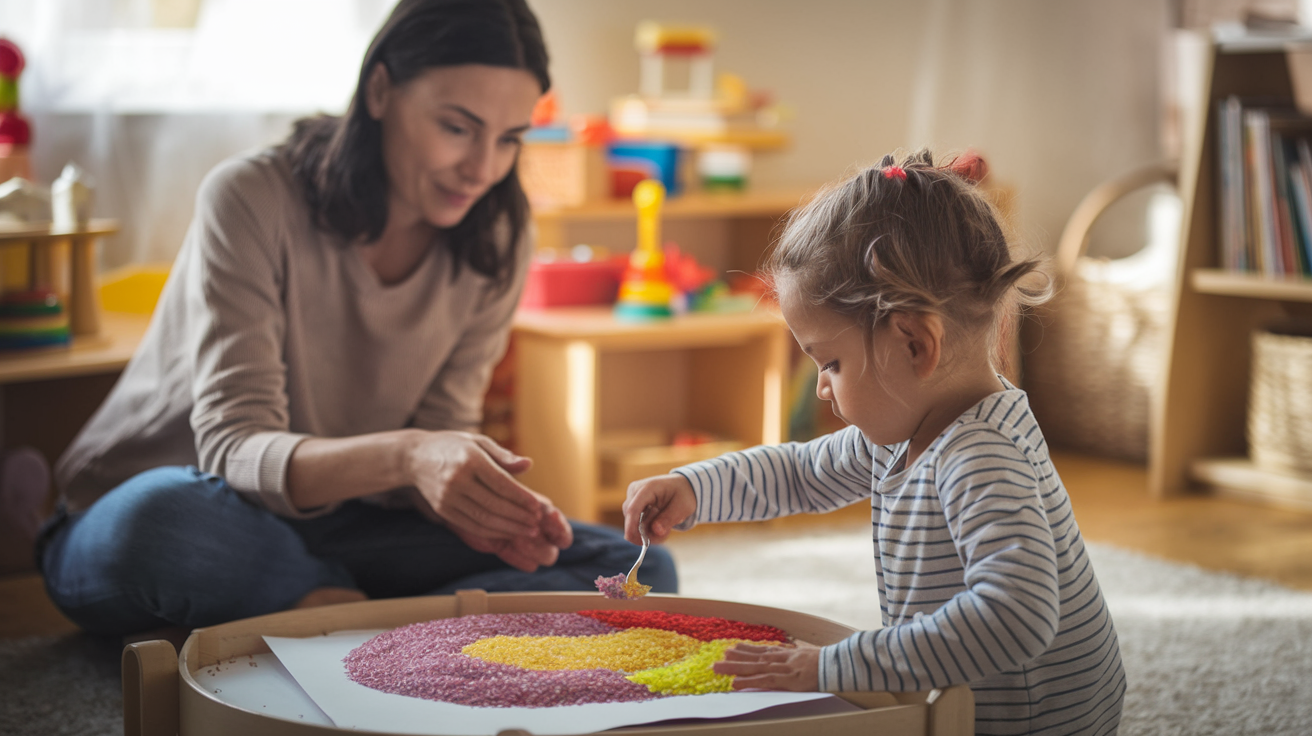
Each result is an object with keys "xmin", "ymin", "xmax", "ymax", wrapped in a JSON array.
[{"xmin": 69, "ymin": 234, "xmax": 100, "ymax": 336}]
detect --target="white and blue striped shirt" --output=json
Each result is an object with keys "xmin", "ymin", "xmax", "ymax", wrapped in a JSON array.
[{"xmin": 674, "ymin": 386, "xmax": 1125, "ymax": 735}]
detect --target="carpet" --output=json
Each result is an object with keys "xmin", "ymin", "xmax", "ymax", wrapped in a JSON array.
[{"xmin": 3, "ymin": 525, "xmax": 1311, "ymax": 735}]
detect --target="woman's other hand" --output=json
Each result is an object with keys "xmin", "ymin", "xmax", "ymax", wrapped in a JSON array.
[
  {"xmin": 622, "ymin": 473, "xmax": 696, "ymax": 545},
  {"xmin": 405, "ymin": 431, "xmax": 560, "ymax": 545},
  {"xmin": 449, "ymin": 504, "xmax": 571, "ymax": 572},
  {"xmin": 409, "ymin": 482, "xmax": 571, "ymax": 573},
  {"xmin": 711, "ymin": 642, "xmax": 820, "ymax": 692}
]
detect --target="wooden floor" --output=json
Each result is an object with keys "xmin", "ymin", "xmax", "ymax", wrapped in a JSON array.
[{"xmin": 4, "ymin": 451, "xmax": 1312, "ymax": 639}]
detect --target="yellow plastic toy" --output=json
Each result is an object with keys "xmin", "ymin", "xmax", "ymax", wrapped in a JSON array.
[{"xmin": 614, "ymin": 179, "xmax": 675, "ymax": 321}]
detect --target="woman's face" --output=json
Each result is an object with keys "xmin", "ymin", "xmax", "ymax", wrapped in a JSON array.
[{"xmin": 367, "ymin": 63, "xmax": 540, "ymax": 230}]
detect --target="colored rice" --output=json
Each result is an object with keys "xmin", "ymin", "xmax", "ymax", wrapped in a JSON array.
[
  {"xmin": 462, "ymin": 628, "xmax": 700, "ymax": 672},
  {"xmin": 344, "ymin": 611, "xmax": 792, "ymax": 708},
  {"xmin": 627, "ymin": 639, "xmax": 778, "ymax": 695},
  {"xmin": 594, "ymin": 573, "xmax": 651, "ymax": 599},
  {"xmin": 579, "ymin": 609, "xmax": 791, "ymax": 643},
  {"xmin": 343, "ymin": 612, "xmax": 654, "ymax": 707}
]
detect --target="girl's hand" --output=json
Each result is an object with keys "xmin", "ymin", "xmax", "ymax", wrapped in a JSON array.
[
  {"xmin": 405, "ymin": 430, "xmax": 566, "ymax": 545},
  {"xmin": 622, "ymin": 473, "xmax": 696, "ymax": 545},
  {"xmin": 712, "ymin": 642, "xmax": 820, "ymax": 692}
]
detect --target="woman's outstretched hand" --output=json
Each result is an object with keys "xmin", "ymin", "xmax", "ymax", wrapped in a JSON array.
[
  {"xmin": 406, "ymin": 431, "xmax": 572, "ymax": 571},
  {"xmin": 622, "ymin": 473, "xmax": 696, "ymax": 545},
  {"xmin": 712, "ymin": 642, "xmax": 821, "ymax": 692}
]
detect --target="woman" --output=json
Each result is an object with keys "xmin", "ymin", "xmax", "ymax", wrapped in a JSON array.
[{"xmin": 38, "ymin": 0, "xmax": 676, "ymax": 638}]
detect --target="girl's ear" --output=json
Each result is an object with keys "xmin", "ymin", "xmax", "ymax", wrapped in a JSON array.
[
  {"xmin": 890, "ymin": 312, "xmax": 943, "ymax": 379},
  {"xmin": 365, "ymin": 62, "xmax": 391, "ymax": 121}
]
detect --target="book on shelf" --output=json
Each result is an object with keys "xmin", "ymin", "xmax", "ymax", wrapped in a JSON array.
[{"xmin": 1215, "ymin": 96, "xmax": 1312, "ymax": 276}]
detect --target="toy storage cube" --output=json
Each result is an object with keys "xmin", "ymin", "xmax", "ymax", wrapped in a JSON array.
[{"xmin": 512, "ymin": 307, "xmax": 790, "ymax": 522}]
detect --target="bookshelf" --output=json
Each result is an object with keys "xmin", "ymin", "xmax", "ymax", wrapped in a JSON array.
[{"xmin": 1153, "ymin": 36, "xmax": 1312, "ymax": 507}]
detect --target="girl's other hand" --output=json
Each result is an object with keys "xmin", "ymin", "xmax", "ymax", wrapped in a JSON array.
[
  {"xmin": 405, "ymin": 431, "xmax": 546, "ymax": 542},
  {"xmin": 712, "ymin": 642, "xmax": 820, "ymax": 692},
  {"xmin": 622, "ymin": 473, "xmax": 696, "ymax": 545}
]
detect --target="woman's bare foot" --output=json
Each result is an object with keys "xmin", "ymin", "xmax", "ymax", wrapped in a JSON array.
[{"xmin": 293, "ymin": 586, "xmax": 368, "ymax": 609}]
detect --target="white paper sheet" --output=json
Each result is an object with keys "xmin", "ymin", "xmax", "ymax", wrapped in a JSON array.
[
  {"xmin": 196, "ymin": 653, "xmax": 334, "ymax": 726},
  {"xmin": 264, "ymin": 631, "xmax": 850, "ymax": 735}
]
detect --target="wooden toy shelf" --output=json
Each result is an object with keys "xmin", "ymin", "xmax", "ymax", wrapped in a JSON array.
[
  {"xmin": 530, "ymin": 189, "xmax": 810, "ymax": 274},
  {"xmin": 123, "ymin": 590, "xmax": 974, "ymax": 736},
  {"xmin": 0, "ymin": 221, "xmax": 147, "ymax": 465},
  {"xmin": 0, "ymin": 219, "xmax": 118, "ymax": 337},
  {"xmin": 1152, "ymin": 38, "xmax": 1312, "ymax": 507},
  {"xmin": 0, "ymin": 309, "xmax": 148, "ymax": 384},
  {"xmin": 512, "ymin": 307, "xmax": 790, "ymax": 522}
]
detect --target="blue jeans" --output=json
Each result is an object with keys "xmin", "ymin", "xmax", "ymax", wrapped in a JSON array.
[{"xmin": 39, "ymin": 466, "xmax": 677, "ymax": 636}]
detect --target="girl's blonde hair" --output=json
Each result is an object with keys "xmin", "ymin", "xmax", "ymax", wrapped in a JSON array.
[{"xmin": 766, "ymin": 149, "xmax": 1050, "ymax": 367}]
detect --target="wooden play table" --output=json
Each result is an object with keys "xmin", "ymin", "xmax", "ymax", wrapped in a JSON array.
[{"xmin": 122, "ymin": 590, "xmax": 972, "ymax": 736}]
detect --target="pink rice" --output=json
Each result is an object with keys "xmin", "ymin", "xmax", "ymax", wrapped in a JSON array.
[{"xmin": 343, "ymin": 612, "xmax": 658, "ymax": 708}]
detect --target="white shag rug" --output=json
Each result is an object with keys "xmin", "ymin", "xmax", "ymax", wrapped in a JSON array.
[
  {"xmin": 3, "ymin": 525, "xmax": 1311, "ymax": 735},
  {"xmin": 667, "ymin": 524, "xmax": 1312, "ymax": 736}
]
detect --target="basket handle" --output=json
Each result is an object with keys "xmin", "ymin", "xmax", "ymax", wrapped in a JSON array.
[{"xmin": 1055, "ymin": 160, "xmax": 1178, "ymax": 275}]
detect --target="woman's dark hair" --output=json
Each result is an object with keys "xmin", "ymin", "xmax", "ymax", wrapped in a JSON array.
[{"xmin": 280, "ymin": 0, "xmax": 549, "ymax": 291}]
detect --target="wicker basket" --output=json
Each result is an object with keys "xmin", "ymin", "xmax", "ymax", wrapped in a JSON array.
[
  {"xmin": 1248, "ymin": 326, "xmax": 1312, "ymax": 474},
  {"xmin": 1021, "ymin": 161, "xmax": 1178, "ymax": 463}
]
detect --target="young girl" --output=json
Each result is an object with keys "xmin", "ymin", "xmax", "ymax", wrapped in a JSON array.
[{"xmin": 624, "ymin": 151, "xmax": 1125, "ymax": 735}]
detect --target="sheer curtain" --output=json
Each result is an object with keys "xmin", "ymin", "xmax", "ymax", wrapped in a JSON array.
[{"xmin": 1, "ymin": 0, "xmax": 390, "ymax": 267}]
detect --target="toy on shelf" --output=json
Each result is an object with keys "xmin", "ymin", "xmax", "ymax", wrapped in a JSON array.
[
  {"xmin": 608, "ymin": 139, "xmax": 681, "ymax": 198},
  {"xmin": 0, "ymin": 178, "xmax": 50, "ymax": 225},
  {"xmin": 614, "ymin": 179, "xmax": 676, "ymax": 321},
  {"xmin": 52, "ymin": 163, "xmax": 94, "ymax": 232},
  {"xmin": 610, "ymin": 21, "xmax": 789, "ymax": 152},
  {"xmin": 0, "ymin": 288, "xmax": 69, "ymax": 351},
  {"xmin": 518, "ymin": 92, "xmax": 612, "ymax": 209},
  {"xmin": 520, "ymin": 245, "xmax": 628, "ymax": 311},
  {"xmin": 0, "ymin": 38, "xmax": 31, "ymax": 184}
]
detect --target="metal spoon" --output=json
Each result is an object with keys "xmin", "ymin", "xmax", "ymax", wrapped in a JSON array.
[{"xmin": 625, "ymin": 508, "xmax": 651, "ymax": 590}]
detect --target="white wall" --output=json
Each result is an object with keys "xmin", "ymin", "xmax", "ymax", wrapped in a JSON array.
[{"xmin": 529, "ymin": 0, "xmax": 1171, "ymax": 256}]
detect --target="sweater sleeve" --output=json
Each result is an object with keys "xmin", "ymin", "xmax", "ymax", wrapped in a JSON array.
[
  {"xmin": 671, "ymin": 425, "xmax": 886, "ymax": 527},
  {"xmin": 818, "ymin": 429, "xmax": 1061, "ymax": 692},
  {"xmin": 410, "ymin": 225, "xmax": 533, "ymax": 434},
  {"xmin": 184, "ymin": 158, "xmax": 318, "ymax": 519}
]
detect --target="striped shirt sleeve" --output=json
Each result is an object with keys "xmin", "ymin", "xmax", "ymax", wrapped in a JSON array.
[
  {"xmin": 819, "ymin": 427, "xmax": 1060, "ymax": 693},
  {"xmin": 672, "ymin": 425, "xmax": 892, "ymax": 526}
]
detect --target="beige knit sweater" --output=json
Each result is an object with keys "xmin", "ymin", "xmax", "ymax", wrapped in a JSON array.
[{"xmin": 55, "ymin": 149, "xmax": 531, "ymax": 518}]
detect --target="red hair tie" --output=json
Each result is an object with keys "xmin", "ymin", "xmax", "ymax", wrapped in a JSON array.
[
  {"xmin": 945, "ymin": 150, "xmax": 988, "ymax": 184},
  {"xmin": 883, "ymin": 166, "xmax": 907, "ymax": 181}
]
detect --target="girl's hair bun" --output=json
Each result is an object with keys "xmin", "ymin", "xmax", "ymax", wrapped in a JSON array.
[{"xmin": 946, "ymin": 150, "xmax": 989, "ymax": 184}]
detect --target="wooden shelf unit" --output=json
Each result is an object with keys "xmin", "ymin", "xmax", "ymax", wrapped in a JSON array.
[
  {"xmin": 1153, "ymin": 38, "xmax": 1312, "ymax": 507},
  {"xmin": 530, "ymin": 189, "xmax": 810, "ymax": 275},
  {"xmin": 0, "ymin": 219, "xmax": 119, "ymax": 338},
  {"xmin": 1191, "ymin": 268, "xmax": 1312, "ymax": 301},
  {"xmin": 512, "ymin": 307, "xmax": 790, "ymax": 522},
  {"xmin": 0, "ymin": 310, "xmax": 148, "ymax": 384}
]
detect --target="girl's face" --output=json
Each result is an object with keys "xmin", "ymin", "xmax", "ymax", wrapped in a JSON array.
[
  {"xmin": 778, "ymin": 283, "xmax": 927, "ymax": 448},
  {"xmin": 367, "ymin": 63, "xmax": 540, "ymax": 229}
]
